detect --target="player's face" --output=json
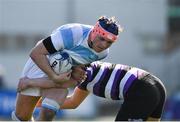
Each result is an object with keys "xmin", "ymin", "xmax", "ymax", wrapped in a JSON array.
[{"xmin": 92, "ymin": 35, "xmax": 114, "ymax": 52}]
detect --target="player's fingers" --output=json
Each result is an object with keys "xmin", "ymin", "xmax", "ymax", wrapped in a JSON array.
[
  {"xmin": 59, "ymin": 70, "xmax": 72, "ymax": 81},
  {"xmin": 67, "ymin": 73, "xmax": 71, "ymax": 79},
  {"xmin": 62, "ymin": 70, "xmax": 72, "ymax": 76},
  {"xmin": 82, "ymin": 74, "xmax": 87, "ymax": 80},
  {"xmin": 76, "ymin": 74, "xmax": 86, "ymax": 81}
]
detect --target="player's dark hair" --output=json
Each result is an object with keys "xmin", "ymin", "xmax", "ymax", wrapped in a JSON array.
[{"xmin": 98, "ymin": 16, "xmax": 119, "ymax": 35}]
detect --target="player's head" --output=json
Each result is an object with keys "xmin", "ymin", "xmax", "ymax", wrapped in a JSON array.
[
  {"xmin": 91, "ymin": 16, "xmax": 122, "ymax": 42},
  {"xmin": 89, "ymin": 16, "xmax": 123, "ymax": 52}
]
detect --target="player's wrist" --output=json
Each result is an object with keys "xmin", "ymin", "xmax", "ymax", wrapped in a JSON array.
[
  {"xmin": 49, "ymin": 73, "xmax": 58, "ymax": 81},
  {"xmin": 50, "ymin": 74, "xmax": 66, "ymax": 83}
]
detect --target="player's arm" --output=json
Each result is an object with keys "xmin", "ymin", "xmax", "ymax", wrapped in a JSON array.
[
  {"xmin": 17, "ymin": 77, "xmax": 57, "ymax": 92},
  {"xmin": 60, "ymin": 87, "xmax": 89, "ymax": 109},
  {"xmin": 30, "ymin": 38, "xmax": 68, "ymax": 83},
  {"xmin": 17, "ymin": 74, "xmax": 80, "ymax": 92},
  {"xmin": 17, "ymin": 67, "xmax": 86, "ymax": 92}
]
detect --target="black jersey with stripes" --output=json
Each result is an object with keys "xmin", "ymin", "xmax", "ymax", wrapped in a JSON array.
[{"xmin": 78, "ymin": 61, "xmax": 149, "ymax": 100}]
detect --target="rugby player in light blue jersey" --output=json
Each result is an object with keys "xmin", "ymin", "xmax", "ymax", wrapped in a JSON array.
[{"xmin": 12, "ymin": 16, "xmax": 123, "ymax": 121}]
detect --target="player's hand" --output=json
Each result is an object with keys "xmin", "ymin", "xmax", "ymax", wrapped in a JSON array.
[
  {"xmin": 17, "ymin": 77, "xmax": 30, "ymax": 92},
  {"xmin": 71, "ymin": 65, "xmax": 87, "ymax": 81},
  {"xmin": 54, "ymin": 66, "xmax": 87, "ymax": 88},
  {"xmin": 52, "ymin": 70, "xmax": 72, "ymax": 83}
]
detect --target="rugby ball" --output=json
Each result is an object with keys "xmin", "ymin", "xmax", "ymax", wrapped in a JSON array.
[{"xmin": 49, "ymin": 51, "xmax": 72, "ymax": 74}]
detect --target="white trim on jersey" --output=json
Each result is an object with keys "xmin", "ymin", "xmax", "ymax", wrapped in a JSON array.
[
  {"xmin": 104, "ymin": 64, "xmax": 122, "ymax": 99},
  {"xmin": 119, "ymin": 68, "xmax": 138, "ymax": 99},
  {"xmin": 86, "ymin": 66, "xmax": 93, "ymax": 76}
]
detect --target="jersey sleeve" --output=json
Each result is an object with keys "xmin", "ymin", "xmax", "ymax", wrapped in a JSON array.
[
  {"xmin": 50, "ymin": 28, "xmax": 65, "ymax": 51},
  {"xmin": 42, "ymin": 36, "xmax": 57, "ymax": 54},
  {"xmin": 43, "ymin": 24, "xmax": 84, "ymax": 54},
  {"xmin": 42, "ymin": 28, "xmax": 65, "ymax": 54},
  {"xmin": 77, "ymin": 65, "xmax": 94, "ymax": 91},
  {"xmin": 43, "ymin": 24, "xmax": 92, "ymax": 55}
]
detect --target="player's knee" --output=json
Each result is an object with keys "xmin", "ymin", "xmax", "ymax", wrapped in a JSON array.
[
  {"xmin": 41, "ymin": 98, "xmax": 60, "ymax": 112},
  {"xmin": 40, "ymin": 108, "xmax": 56, "ymax": 121}
]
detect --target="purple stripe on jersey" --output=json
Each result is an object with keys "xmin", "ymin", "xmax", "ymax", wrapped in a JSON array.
[
  {"xmin": 123, "ymin": 74, "xmax": 137, "ymax": 96},
  {"xmin": 86, "ymin": 70, "xmax": 92, "ymax": 81},
  {"xmin": 111, "ymin": 69, "xmax": 122, "ymax": 100},
  {"xmin": 92, "ymin": 65, "xmax": 97, "ymax": 71},
  {"xmin": 93, "ymin": 68, "xmax": 108, "ymax": 95}
]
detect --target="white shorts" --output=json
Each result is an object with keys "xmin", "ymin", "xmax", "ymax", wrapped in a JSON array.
[{"xmin": 20, "ymin": 58, "xmax": 48, "ymax": 96}]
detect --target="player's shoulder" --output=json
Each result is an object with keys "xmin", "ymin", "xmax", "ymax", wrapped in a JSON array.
[{"xmin": 58, "ymin": 23, "xmax": 92, "ymax": 30}]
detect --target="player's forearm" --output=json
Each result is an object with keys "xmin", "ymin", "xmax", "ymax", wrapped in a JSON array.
[
  {"xmin": 28, "ymin": 78, "xmax": 57, "ymax": 89},
  {"xmin": 30, "ymin": 51, "xmax": 69, "ymax": 83},
  {"xmin": 30, "ymin": 52, "xmax": 55, "ymax": 79},
  {"xmin": 60, "ymin": 97, "xmax": 79, "ymax": 109},
  {"xmin": 61, "ymin": 87, "xmax": 89, "ymax": 109},
  {"xmin": 30, "ymin": 42, "xmax": 56, "ymax": 80},
  {"xmin": 24, "ymin": 77, "xmax": 77, "ymax": 89}
]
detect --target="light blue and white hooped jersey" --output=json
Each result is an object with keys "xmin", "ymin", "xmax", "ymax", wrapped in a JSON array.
[{"xmin": 49, "ymin": 23, "xmax": 109, "ymax": 65}]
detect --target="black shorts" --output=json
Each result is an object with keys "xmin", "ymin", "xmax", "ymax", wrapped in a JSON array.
[{"xmin": 115, "ymin": 74, "xmax": 167, "ymax": 121}]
